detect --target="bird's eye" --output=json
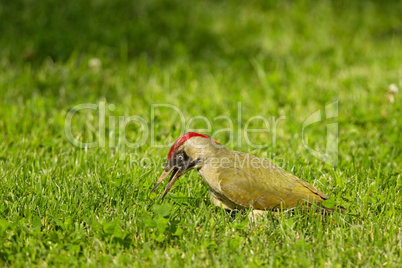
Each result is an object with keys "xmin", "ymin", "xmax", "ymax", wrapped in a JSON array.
[{"xmin": 177, "ymin": 155, "xmax": 183, "ymax": 161}]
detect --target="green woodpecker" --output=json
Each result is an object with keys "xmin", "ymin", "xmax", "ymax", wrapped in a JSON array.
[{"xmin": 152, "ymin": 132, "xmax": 336, "ymax": 213}]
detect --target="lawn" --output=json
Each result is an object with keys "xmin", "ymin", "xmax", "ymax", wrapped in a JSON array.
[{"xmin": 0, "ymin": 0, "xmax": 401, "ymax": 267}]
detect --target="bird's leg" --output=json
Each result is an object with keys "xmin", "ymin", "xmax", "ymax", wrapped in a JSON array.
[
  {"xmin": 248, "ymin": 210, "xmax": 269, "ymax": 222},
  {"xmin": 210, "ymin": 191, "xmax": 276, "ymax": 221},
  {"xmin": 248, "ymin": 209, "xmax": 281, "ymax": 222}
]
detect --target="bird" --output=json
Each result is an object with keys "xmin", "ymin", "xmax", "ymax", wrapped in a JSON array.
[{"xmin": 151, "ymin": 132, "xmax": 340, "ymax": 215}]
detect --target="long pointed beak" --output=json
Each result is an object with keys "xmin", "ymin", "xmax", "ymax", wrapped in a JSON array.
[
  {"xmin": 151, "ymin": 166, "xmax": 174, "ymax": 193},
  {"xmin": 161, "ymin": 167, "xmax": 183, "ymax": 199},
  {"xmin": 151, "ymin": 166, "xmax": 184, "ymax": 199}
]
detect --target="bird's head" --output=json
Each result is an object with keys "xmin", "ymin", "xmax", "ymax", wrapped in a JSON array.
[{"xmin": 151, "ymin": 132, "xmax": 221, "ymax": 199}]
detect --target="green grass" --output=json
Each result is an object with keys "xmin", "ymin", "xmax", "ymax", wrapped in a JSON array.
[{"xmin": 1, "ymin": 0, "xmax": 402, "ymax": 266}]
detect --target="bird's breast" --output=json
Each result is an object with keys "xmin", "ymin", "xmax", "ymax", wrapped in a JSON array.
[{"xmin": 197, "ymin": 165, "xmax": 222, "ymax": 193}]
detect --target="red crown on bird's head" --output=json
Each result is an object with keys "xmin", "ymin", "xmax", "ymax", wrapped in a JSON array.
[{"xmin": 167, "ymin": 132, "xmax": 219, "ymax": 160}]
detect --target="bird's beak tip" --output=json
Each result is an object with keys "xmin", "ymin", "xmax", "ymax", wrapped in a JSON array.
[
  {"xmin": 150, "ymin": 182, "xmax": 160, "ymax": 193},
  {"xmin": 152, "ymin": 165, "xmax": 188, "ymax": 199}
]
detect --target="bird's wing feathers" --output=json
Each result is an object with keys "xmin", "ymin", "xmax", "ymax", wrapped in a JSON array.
[{"xmin": 217, "ymin": 153, "xmax": 328, "ymax": 210}]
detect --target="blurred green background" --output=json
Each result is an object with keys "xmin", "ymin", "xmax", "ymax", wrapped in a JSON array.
[
  {"xmin": 0, "ymin": 0, "xmax": 401, "ymax": 267},
  {"xmin": 1, "ymin": 0, "xmax": 401, "ymax": 64}
]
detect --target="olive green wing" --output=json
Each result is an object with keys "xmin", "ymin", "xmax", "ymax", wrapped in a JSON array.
[{"xmin": 217, "ymin": 164, "xmax": 328, "ymax": 210}]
